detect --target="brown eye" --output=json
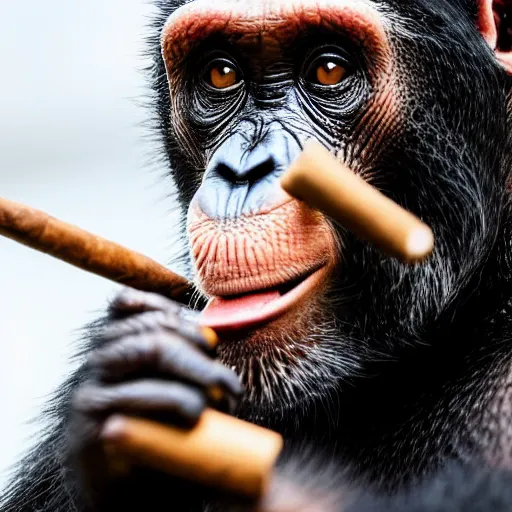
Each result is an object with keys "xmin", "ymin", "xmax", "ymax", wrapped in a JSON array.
[
  {"xmin": 316, "ymin": 60, "xmax": 346, "ymax": 86},
  {"xmin": 209, "ymin": 65, "xmax": 238, "ymax": 89}
]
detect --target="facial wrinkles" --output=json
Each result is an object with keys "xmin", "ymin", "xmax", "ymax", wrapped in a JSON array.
[
  {"xmin": 162, "ymin": 0, "xmax": 399, "ymax": 168},
  {"xmin": 187, "ymin": 200, "xmax": 336, "ymax": 296}
]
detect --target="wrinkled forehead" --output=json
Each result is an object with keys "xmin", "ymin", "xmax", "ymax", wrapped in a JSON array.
[
  {"xmin": 161, "ymin": 0, "xmax": 387, "ymax": 59},
  {"xmin": 164, "ymin": 0, "xmax": 378, "ymax": 20}
]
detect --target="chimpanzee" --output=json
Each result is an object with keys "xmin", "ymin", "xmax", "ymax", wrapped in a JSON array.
[{"xmin": 2, "ymin": 0, "xmax": 512, "ymax": 510}]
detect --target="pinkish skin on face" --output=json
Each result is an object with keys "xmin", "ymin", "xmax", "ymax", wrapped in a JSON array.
[
  {"xmin": 160, "ymin": 0, "xmax": 401, "ymax": 329},
  {"xmin": 188, "ymin": 198, "xmax": 335, "ymax": 298}
]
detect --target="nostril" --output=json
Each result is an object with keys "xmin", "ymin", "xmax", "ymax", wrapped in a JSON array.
[
  {"xmin": 244, "ymin": 157, "xmax": 276, "ymax": 184},
  {"xmin": 214, "ymin": 157, "xmax": 277, "ymax": 185},
  {"xmin": 216, "ymin": 163, "xmax": 241, "ymax": 184}
]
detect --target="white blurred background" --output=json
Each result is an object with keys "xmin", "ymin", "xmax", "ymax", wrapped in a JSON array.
[{"xmin": 0, "ymin": 0, "xmax": 183, "ymax": 490}]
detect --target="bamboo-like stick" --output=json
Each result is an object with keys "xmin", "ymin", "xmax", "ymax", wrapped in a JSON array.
[
  {"xmin": 0, "ymin": 196, "xmax": 194, "ymax": 305},
  {"xmin": 280, "ymin": 141, "xmax": 435, "ymax": 264},
  {"xmin": 103, "ymin": 411, "xmax": 283, "ymax": 500}
]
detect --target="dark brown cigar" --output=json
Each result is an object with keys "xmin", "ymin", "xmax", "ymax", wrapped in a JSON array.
[{"xmin": 0, "ymin": 196, "xmax": 194, "ymax": 305}]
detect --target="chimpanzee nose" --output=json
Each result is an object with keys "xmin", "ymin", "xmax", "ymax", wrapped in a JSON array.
[
  {"xmin": 215, "ymin": 153, "xmax": 276, "ymax": 186},
  {"xmin": 196, "ymin": 131, "xmax": 300, "ymax": 220}
]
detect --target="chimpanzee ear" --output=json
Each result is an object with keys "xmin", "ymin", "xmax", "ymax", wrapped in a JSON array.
[{"xmin": 476, "ymin": 0, "xmax": 512, "ymax": 74}]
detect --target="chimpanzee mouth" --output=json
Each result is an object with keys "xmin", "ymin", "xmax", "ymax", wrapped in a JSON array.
[{"xmin": 199, "ymin": 264, "xmax": 329, "ymax": 331}]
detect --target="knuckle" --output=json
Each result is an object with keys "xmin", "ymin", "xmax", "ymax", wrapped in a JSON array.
[
  {"xmin": 157, "ymin": 338, "xmax": 187, "ymax": 369},
  {"xmin": 168, "ymin": 383, "xmax": 207, "ymax": 417},
  {"xmin": 162, "ymin": 298, "xmax": 181, "ymax": 315},
  {"xmin": 174, "ymin": 320, "xmax": 215, "ymax": 351},
  {"xmin": 101, "ymin": 311, "xmax": 167, "ymax": 341},
  {"xmin": 85, "ymin": 347, "xmax": 105, "ymax": 370},
  {"xmin": 130, "ymin": 332, "xmax": 183, "ymax": 370},
  {"xmin": 136, "ymin": 309, "xmax": 181, "ymax": 334},
  {"xmin": 140, "ymin": 333, "xmax": 167, "ymax": 363},
  {"xmin": 138, "ymin": 310, "xmax": 170, "ymax": 331},
  {"xmin": 116, "ymin": 287, "xmax": 137, "ymax": 301}
]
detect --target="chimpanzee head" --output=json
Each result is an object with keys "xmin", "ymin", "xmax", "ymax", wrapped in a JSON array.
[{"xmin": 148, "ymin": 0, "xmax": 512, "ymax": 419}]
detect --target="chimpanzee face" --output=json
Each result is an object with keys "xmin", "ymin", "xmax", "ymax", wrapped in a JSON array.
[{"xmin": 153, "ymin": 0, "xmax": 512, "ymax": 414}]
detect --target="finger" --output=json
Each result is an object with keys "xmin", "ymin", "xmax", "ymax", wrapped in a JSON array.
[
  {"xmin": 87, "ymin": 334, "xmax": 243, "ymax": 397},
  {"xmin": 109, "ymin": 288, "xmax": 180, "ymax": 316},
  {"xmin": 72, "ymin": 380, "xmax": 206, "ymax": 425},
  {"xmin": 100, "ymin": 310, "xmax": 216, "ymax": 353}
]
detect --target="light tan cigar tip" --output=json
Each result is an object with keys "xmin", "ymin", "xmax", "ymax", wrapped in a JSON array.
[
  {"xmin": 303, "ymin": 138, "xmax": 324, "ymax": 152},
  {"xmin": 101, "ymin": 415, "xmax": 129, "ymax": 442},
  {"xmin": 406, "ymin": 226, "xmax": 435, "ymax": 260},
  {"xmin": 201, "ymin": 326, "xmax": 219, "ymax": 349},
  {"xmin": 279, "ymin": 174, "xmax": 296, "ymax": 196}
]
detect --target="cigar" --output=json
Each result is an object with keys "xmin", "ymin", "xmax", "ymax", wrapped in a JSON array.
[
  {"xmin": 280, "ymin": 141, "xmax": 434, "ymax": 264},
  {"xmin": 0, "ymin": 196, "xmax": 194, "ymax": 305},
  {"xmin": 102, "ymin": 411, "xmax": 283, "ymax": 500}
]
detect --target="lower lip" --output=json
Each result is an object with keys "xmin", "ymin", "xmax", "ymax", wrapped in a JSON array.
[{"xmin": 198, "ymin": 265, "xmax": 329, "ymax": 332}]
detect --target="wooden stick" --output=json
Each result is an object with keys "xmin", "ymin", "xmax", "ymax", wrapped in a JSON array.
[
  {"xmin": 280, "ymin": 141, "xmax": 435, "ymax": 264},
  {"xmin": 0, "ymin": 196, "xmax": 194, "ymax": 305},
  {"xmin": 103, "ymin": 411, "xmax": 283, "ymax": 500}
]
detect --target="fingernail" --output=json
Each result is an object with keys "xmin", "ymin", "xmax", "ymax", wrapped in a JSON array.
[
  {"xmin": 207, "ymin": 385, "xmax": 225, "ymax": 403},
  {"xmin": 100, "ymin": 415, "xmax": 128, "ymax": 442},
  {"xmin": 201, "ymin": 327, "xmax": 219, "ymax": 349},
  {"xmin": 175, "ymin": 322, "xmax": 218, "ymax": 352}
]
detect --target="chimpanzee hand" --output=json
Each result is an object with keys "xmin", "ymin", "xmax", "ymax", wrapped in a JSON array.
[{"xmin": 66, "ymin": 288, "xmax": 243, "ymax": 511}]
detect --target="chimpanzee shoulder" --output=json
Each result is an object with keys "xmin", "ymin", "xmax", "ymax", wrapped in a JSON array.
[{"xmin": 349, "ymin": 464, "xmax": 512, "ymax": 512}]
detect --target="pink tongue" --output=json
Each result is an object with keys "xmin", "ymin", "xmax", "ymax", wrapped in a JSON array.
[{"xmin": 200, "ymin": 290, "xmax": 280, "ymax": 326}]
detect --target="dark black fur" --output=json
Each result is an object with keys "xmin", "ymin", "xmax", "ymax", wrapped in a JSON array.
[{"xmin": 3, "ymin": 0, "xmax": 512, "ymax": 510}]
